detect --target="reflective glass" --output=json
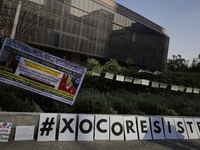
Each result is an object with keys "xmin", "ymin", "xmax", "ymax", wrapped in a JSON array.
[
  {"xmin": 71, "ymin": 22, "xmax": 77, "ymax": 35},
  {"xmin": 74, "ymin": 38, "xmax": 80, "ymax": 51},
  {"xmin": 65, "ymin": 35, "xmax": 70, "ymax": 49},
  {"xmin": 36, "ymin": 32, "xmax": 42, "ymax": 43},
  {"xmin": 66, "ymin": 21, "xmax": 72, "ymax": 33},
  {"xmin": 83, "ymin": 0, "xmax": 89, "ymax": 12},
  {"xmin": 83, "ymin": 40, "xmax": 88, "ymax": 53},
  {"xmin": 60, "ymin": 34, "xmax": 65, "ymax": 48},
  {"xmin": 48, "ymin": 31, "xmax": 55, "ymax": 46},
  {"xmin": 62, "ymin": 19, "xmax": 67, "ymax": 32},
  {"xmin": 76, "ymin": 0, "xmax": 83, "ymax": 9},
  {"xmin": 42, "ymin": 31, "xmax": 49, "ymax": 45}
]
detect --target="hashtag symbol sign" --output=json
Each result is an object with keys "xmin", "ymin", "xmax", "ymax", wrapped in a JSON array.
[{"xmin": 40, "ymin": 117, "xmax": 55, "ymax": 136}]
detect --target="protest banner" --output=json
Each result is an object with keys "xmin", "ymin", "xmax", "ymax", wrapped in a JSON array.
[
  {"xmin": 0, "ymin": 37, "xmax": 87, "ymax": 105},
  {"xmin": 0, "ymin": 122, "xmax": 12, "ymax": 142}
]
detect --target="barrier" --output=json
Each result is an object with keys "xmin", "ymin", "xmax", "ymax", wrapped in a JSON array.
[{"xmin": 0, "ymin": 112, "xmax": 200, "ymax": 141}]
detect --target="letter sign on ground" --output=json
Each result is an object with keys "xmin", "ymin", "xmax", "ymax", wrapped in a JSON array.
[
  {"xmin": 174, "ymin": 118, "xmax": 188, "ymax": 139},
  {"xmin": 77, "ymin": 115, "xmax": 94, "ymax": 141},
  {"xmin": 163, "ymin": 117, "xmax": 177, "ymax": 139},
  {"xmin": 151, "ymin": 117, "xmax": 165, "ymax": 139},
  {"xmin": 94, "ymin": 115, "xmax": 109, "ymax": 140},
  {"xmin": 110, "ymin": 115, "xmax": 124, "ymax": 140},
  {"xmin": 137, "ymin": 116, "xmax": 152, "ymax": 140},
  {"xmin": 58, "ymin": 114, "xmax": 77, "ymax": 141},
  {"xmin": 193, "ymin": 118, "xmax": 200, "ymax": 138},
  {"xmin": 184, "ymin": 118, "xmax": 199, "ymax": 139},
  {"xmin": 123, "ymin": 116, "xmax": 138, "ymax": 140},
  {"xmin": 37, "ymin": 113, "xmax": 57, "ymax": 141}
]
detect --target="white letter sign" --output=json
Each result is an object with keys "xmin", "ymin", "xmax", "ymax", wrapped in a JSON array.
[
  {"xmin": 58, "ymin": 114, "xmax": 77, "ymax": 141},
  {"xmin": 37, "ymin": 113, "xmax": 57, "ymax": 141}
]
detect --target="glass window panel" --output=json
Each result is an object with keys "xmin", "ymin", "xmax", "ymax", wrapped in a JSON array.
[
  {"xmin": 71, "ymin": 0, "xmax": 75, "ymax": 6},
  {"xmin": 101, "ymin": 32, "xmax": 105, "ymax": 44},
  {"xmin": 88, "ymin": 1, "xmax": 93, "ymax": 13},
  {"xmin": 88, "ymin": 42, "xmax": 92, "ymax": 53},
  {"xmin": 58, "ymin": 2, "xmax": 63, "ymax": 15},
  {"xmin": 107, "ymin": 22, "xmax": 112, "ymax": 32},
  {"xmin": 65, "ymin": 0, "xmax": 71, "ymax": 4},
  {"xmin": 113, "ymin": 12, "xmax": 117, "ymax": 23},
  {"xmin": 72, "ymin": 22, "xmax": 77, "ymax": 34},
  {"xmin": 74, "ymin": 38, "xmax": 80, "ymax": 51},
  {"xmin": 56, "ymin": 18, "xmax": 61, "ymax": 31},
  {"xmin": 70, "ymin": 37, "xmax": 75, "ymax": 50},
  {"xmin": 79, "ymin": 0, "xmax": 84, "ymax": 10},
  {"xmin": 91, "ymin": 42, "xmax": 96, "ymax": 54},
  {"xmin": 85, "ymin": 27, "xmax": 90, "ymax": 38},
  {"xmin": 96, "ymin": 44, "xmax": 100, "ymax": 56},
  {"xmin": 62, "ymin": 19, "xmax": 67, "ymax": 32},
  {"xmin": 87, "ymin": 17, "xmax": 91, "ymax": 26},
  {"xmin": 36, "ymin": 32, "xmax": 42, "ymax": 43},
  {"xmin": 84, "ymin": 0, "xmax": 89, "ymax": 12},
  {"xmin": 60, "ymin": 34, "xmax": 65, "ymax": 48},
  {"xmin": 84, "ymin": 40, "xmax": 88, "ymax": 53},
  {"xmin": 103, "ymin": 20, "xmax": 106, "ymax": 31},
  {"xmin": 95, "ymin": 4, "xmax": 100, "ymax": 16},
  {"xmin": 69, "ymin": 7, "xmax": 74, "ymax": 20},
  {"xmin": 122, "ymin": 16, "xmax": 126, "ymax": 27},
  {"xmin": 82, "ymin": 12, "xmax": 87, "ymax": 24},
  {"xmin": 63, "ymin": 5, "xmax": 70, "ymax": 18},
  {"xmin": 78, "ymin": 10, "xmax": 83, "ymax": 23},
  {"xmin": 92, "ymin": 2, "xmax": 97, "ymax": 12},
  {"xmin": 66, "ymin": 21, "xmax": 72, "ymax": 33},
  {"xmin": 105, "ymin": 33, "xmax": 109, "ymax": 44},
  {"xmin": 52, "ymin": 1, "xmax": 58, "ymax": 12},
  {"xmin": 74, "ymin": 8, "xmax": 79, "ymax": 18},
  {"xmin": 29, "ymin": 34, "xmax": 36, "ymax": 43},
  {"xmin": 49, "ymin": 32, "xmax": 55, "ymax": 46},
  {"xmin": 93, "ymin": 30, "xmax": 97, "ymax": 42},
  {"xmin": 75, "ymin": 0, "xmax": 80, "ymax": 7},
  {"xmin": 76, "ymin": 24, "xmax": 81, "ymax": 36},
  {"xmin": 42, "ymin": 31, "xmax": 49, "ymax": 45},
  {"xmin": 54, "ymin": 32, "xmax": 60, "ymax": 47},
  {"xmin": 94, "ymin": 17, "xmax": 99, "ymax": 29},
  {"xmin": 65, "ymin": 35, "xmax": 70, "ymax": 49},
  {"xmin": 99, "ymin": 6, "xmax": 103, "ymax": 18},
  {"xmin": 98, "ymin": 18, "xmax": 103, "ymax": 30},
  {"xmin": 97, "ymin": 31, "xmax": 101, "ymax": 43},
  {"xmin": 79, "ymin": 39, "xmax": 84, "ymax": 52},
  {"xmin": 81, "ymin": 26, "xmax": 86, "ymax": 37}
]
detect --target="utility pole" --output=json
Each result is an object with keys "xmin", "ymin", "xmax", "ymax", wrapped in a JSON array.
[{"xmin": 10, "ymin": 1, "xmax": 22, "ymax": 39}]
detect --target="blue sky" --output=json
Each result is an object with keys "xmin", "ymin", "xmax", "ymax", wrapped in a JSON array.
[{"xmin": 114, "ymin": 0, "xmax": 200, "ymax": 65}]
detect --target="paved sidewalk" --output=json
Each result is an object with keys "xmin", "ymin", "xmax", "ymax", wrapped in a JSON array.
[{"xmin": 1, "ymin": 139, "xmax": 200, "ymax": 150}]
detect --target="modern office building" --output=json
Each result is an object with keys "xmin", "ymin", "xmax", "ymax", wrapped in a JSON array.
[{"xmin": 1, "ymin": 0, "xmax": 169, "ymax": 71}]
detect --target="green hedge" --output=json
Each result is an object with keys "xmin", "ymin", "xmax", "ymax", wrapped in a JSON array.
[{"xmin": 1, "ymin": 71, "xmax": 200, "ymax": 116}]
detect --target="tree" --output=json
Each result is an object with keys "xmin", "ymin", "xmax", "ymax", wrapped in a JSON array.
[{"xmin": 166, "ymin": 54, "xmax": 189, "ymax": 72}]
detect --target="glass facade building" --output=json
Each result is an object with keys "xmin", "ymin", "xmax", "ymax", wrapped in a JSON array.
[{"xmin": 1, "ymin": 0, "xmax": 169, "ymax": 71}]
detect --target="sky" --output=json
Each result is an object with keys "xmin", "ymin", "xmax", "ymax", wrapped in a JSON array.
[{"xmin": 114, "ymin": 0, "xmax": 200, "ymax": 65}]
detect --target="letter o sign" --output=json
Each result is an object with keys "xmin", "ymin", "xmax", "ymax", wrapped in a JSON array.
[
  {"xmin": 111, "ymin": 122, "xmax": 123, "ymax": 136},
  {"xmin": 80, "ymin": 119, "xmax": 92, "ymax": 134}
]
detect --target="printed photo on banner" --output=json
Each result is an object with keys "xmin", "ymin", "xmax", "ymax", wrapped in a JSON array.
[
  {"xmin": 0, "ymin": 37, "xmax": 87, "ymax": 105},
  {"xmin": 0, "ymin": 50, "xmax": 19, "ymax": 73},
  {"xmin": 58, "ymin": 74, "xmax": 78, "ymax": 95}
]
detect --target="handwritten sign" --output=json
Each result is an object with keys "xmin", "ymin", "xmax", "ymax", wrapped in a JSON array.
[{"xmin": 14, "ymin": 126, "xmax": 34, "ymax": 141}]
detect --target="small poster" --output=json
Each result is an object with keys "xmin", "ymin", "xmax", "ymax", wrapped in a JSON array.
[
  {"xmin": 14, "ymin": 126, "xmax": 34, "ymax": 141},
  {"xmin": 0, "ymin": 122, "xmax": 12, "ymax": 142}
]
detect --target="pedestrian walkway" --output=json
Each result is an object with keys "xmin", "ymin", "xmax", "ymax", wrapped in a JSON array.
[{"xmin": 1, "ymin": 139, "xmax": 200, "ymax": 150}]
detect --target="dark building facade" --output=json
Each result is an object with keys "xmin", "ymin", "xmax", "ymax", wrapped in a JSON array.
[{"xmin": 1, "ymin": 0, "xmax": 169, "ymax": 71}]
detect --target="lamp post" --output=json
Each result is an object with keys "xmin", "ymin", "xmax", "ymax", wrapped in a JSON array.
[{"xmin": 10, "ymin": 1, "xmax": 22, "ymax": 39}]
